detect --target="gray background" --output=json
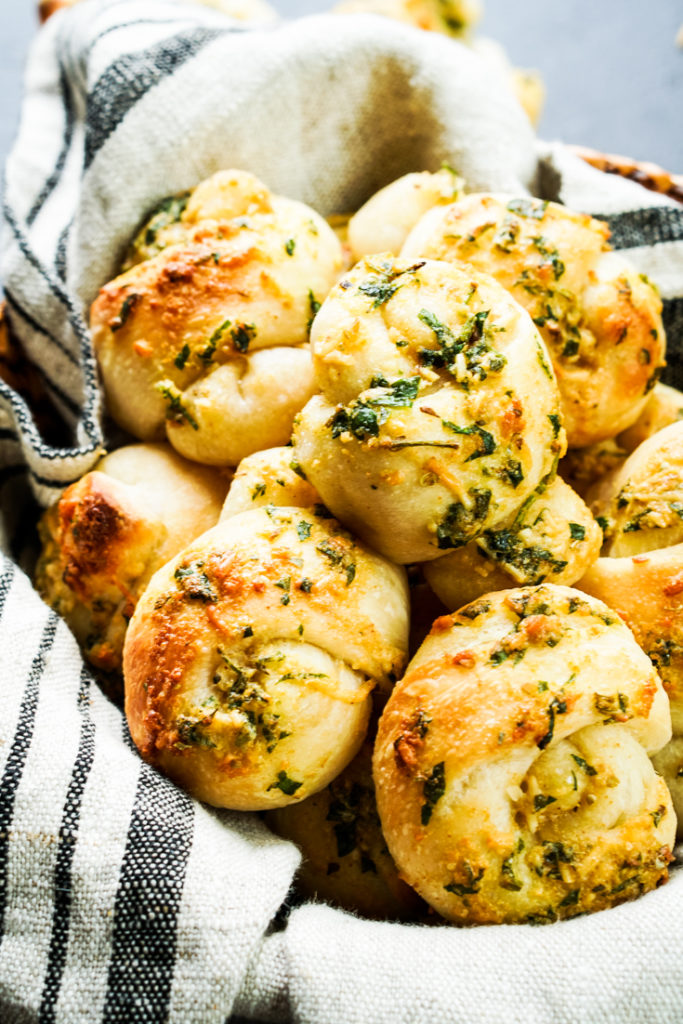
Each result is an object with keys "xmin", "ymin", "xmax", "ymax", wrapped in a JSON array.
[{"xmin": 1, "ymin": 0, "xmax": 682, "ymax": 175}]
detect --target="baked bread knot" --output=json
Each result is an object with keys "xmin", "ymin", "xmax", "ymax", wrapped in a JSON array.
[
  {"xmin": 401, "ymin": 194, "xmax": 665, "ymax": 448},
  {"xmin": 587, "ymin": 421, "xmax": 683, "ymax": 558},
  {"xmin": 124, "ymin": 507, "xmax": 409, "ymax": 809},
  {"xmin": 348, "ymin": 169, "xmax": 464, "ymax": 262},
  {"xmin": 293, "ymin": 255, "xmax": 565, "ymax": 563},
  {"xmin": 560, "ymin": 440, "xmax": 631, "ymax": 500},
  {"xmin": 578, "ymin": 547, "xmax": 683, "ymax": 835},
  {"xmin": 220, "ymin": 446, "xmax": 320, "ymax": 521},
  {"xmin": 616, "ymin": 382, "xmax": 683, "ymax": 453},
  {"xmin": 374, "ymin": 584, "xmax": 674, "ymax": 925},
  {"xmin": 91, "ymin": 169, "xmax": 343, "ymax": 464},
  {"xmin": 35, "ymin": 444, "xmax": 228, "ymax": 675},
  {"xmin": 577, "ymin": 422, "xmax": 683, "ymax": 832},
  {"xmin": 424, "ymin": 475, "xmax": 601, "ymax": 609},
  {"xmin": 561, "ymin": 382, "xmax": 683, "ymax": 497},
  {"xmin": 267, "ymin": 731, "xmax": 425, "ymax": 920}
]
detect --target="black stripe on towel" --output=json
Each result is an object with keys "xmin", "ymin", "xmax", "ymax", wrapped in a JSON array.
[
  {"xmin": 662, "ymin": 297, "xmax": 683, "ymax": 391},
  {"xmin": 0, "ymin": 561, "xmax": 16, "ymax": 625},
  {"xmin": 84, "ymin": 26, "xmax": 225, "ymax": 170},
  {"xmin": 2, "ymin": 205, "xmax": 103, "ymax": 444},
  {"xmin": 2, "ymin": 202, "xmax": 76, "ymax": 315},
  {"xmin": 38, "ymin": 668, "xmax": 96, "ymax": 1024},
  {"xmin": 0, "ymin": 613, "xmax": 58, "ymax": 940},
  {"xmin": 101, "ymin": 760, "xmax": 194, "ymax": 1023},
  {"xmin": 0, "ymin": 457, "xmax": 82, "ymax": 493},
  {"xmin": 54, "ymin": 221, "xmax": 71, "ymax": 283},
  {"xmin": 594, "ymin": 207, "xmax": 683, "ymax": 251},
  {"xmin": 27, "ymin": 469, "xmax": 83, "ymax": 491},
  {"xmin": 663, "ymin": 296, "xmax": 683, "ymax": 342},
  {"xmin": 0, "ymin": 378, "xmax": 98, "ymax": 465},
  {"xmin": 40, "ymin": 370, "xmax": 83, "ymax": 421},
  {"xmin": 4, "ymin": 287, "xmax": 79, "ymax": 369},
  {"xmin": 85, "ymin": 14, "xmax": 224, "ymax": 57}
]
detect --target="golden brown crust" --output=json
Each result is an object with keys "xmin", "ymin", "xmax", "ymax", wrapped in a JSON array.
[
  {"xmin": 35, "ymin": 443, "xmax": 228, "ymax": 673},
  {"xmin": 576, "ymin": 422, "xmax": 683, "ymax": 836},
  {"xmin": 374, "ymin": 583, "xmax": 674, "ymax": 924},
  {"xmin": 124, "ymin": 507, "xmax": 409, "ymax": 809},
  {"xmin": 587, "ymin": 421, "xmax": 683, "ymax": 558},
  {"xmin": 91, "ymin": 170, "xmax": 343, "ymax": 462},
  {"xmin": 36, "ymin": 473, "xmax": 156, "ymax": 673},
  {"xmin": 38, "ymin": 0, "xmax": 76, "ymax": 20},
  {"xmin": 578, "ymin": 547, "xmax": 683, "ymax": 837},
  {"xmin": 572, "ymin": 146, "xmax": 683, "ymax": 206},
  {"xmin": 577, "ymin": 545, "xmax": 683, "ymax": 719},
  {"xmin": 401, "ymin": 195, "xmax": 665, "ymax": 448},
  {"xmin": 559, "ymin": 385, "xmax": 683, "ymax": 499}
]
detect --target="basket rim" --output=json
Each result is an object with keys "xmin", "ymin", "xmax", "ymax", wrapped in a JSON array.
[{"xmin": 570, "ymin": 144, "xmax": 683, "ymax": 205}]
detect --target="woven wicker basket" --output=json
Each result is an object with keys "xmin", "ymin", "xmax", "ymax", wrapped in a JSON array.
[{"xmin": 570, "ymin": 145, "xmax": 683, "ymax": 206}]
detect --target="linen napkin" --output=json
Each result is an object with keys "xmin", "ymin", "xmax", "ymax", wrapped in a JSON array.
[{"xmin": 1, "ymin": 2, "xmax": 682, "ymax": 1022}]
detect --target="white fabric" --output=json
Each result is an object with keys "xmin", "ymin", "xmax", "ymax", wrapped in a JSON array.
[
  {"xmin": 236, "ymin": 891, "xmax": 683, "ymax": 1024},
  {"xmin": 0, "ymin": 558, "xmax": 300, "ymax": 1024}
]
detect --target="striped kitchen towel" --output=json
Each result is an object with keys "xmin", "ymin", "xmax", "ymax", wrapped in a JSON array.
[
  {"xmin": 1, "ymin": 2, "xmax": 683, "ymax": 1023},
  {"xmin": 0, "ymin": 553, "xmax": 299, "ymax": 1024}
]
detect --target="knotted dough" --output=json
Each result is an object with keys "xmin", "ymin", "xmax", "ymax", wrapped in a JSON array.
[
  {"xmin": 374, "ymin": 584, "xmax": 674, "ymax": 924},
  {"xmin": 124, "ymin": 506, "xmax": 409, "ymax": 809},
  {"xmin": 424, "ymin": 474, "xmax": 601, "ymax": 609},
  {"xmin": 578, "ymin": 422, "xmax": 683, "ymax": 833},
  {"xmin": 35, "ymin": 443, "xmax": 228, "ymax": 675},
  {"xmin": 293, "ymin": 254, "xmax": 564, "ymax": 563},
  {"xmin": 401, "ymin": 194, "xmax": 665, "ymax": 447},
  {"xmin": 91, "ymin": 169, "xmax": 343, "ymax": 465}
]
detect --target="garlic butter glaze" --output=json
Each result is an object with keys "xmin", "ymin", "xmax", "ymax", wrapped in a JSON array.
[
  {"xmin": 294, "ymin": 255, "xmax": 565, "ymax": 564},
  {"xmin": 374, "ymin": 584, "xmax": 674, "ymax": 924},
  {"xmin": 124, "ymin": 506, "xmax": 408, "ymax": 810},
  {"xmin": 91, "ymin": 169, "xmax": 343, "ymax": 465},
  {"xmin": 424, "ymin": 475, "xmax": 601, "ymax": 610},
  {"xmin": 402, "ymin": 195, "xmax": 665, "ymax": 448}
]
